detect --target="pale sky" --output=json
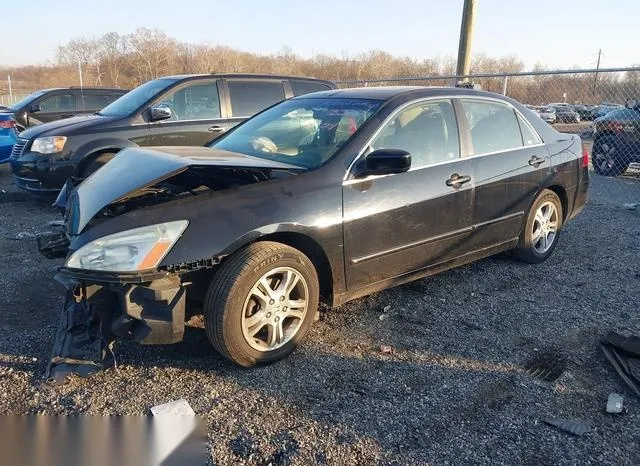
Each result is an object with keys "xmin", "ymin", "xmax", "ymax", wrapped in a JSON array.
[{"xmin": 2, "ymin": 0, "xmax": 639, "ymax": 70}]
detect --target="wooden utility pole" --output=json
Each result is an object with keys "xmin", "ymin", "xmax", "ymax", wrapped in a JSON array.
[
  {"xmin": 456, "ymin": 0, "xmax": 477, "ymax": 80},
  {"xmin": 593, "ymin": 49, "xmax": 602, "ymax": 95}
]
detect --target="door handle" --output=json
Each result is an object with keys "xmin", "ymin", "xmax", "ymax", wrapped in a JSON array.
[
  {"xmin": 208, "ymin": 125, "xmax": 226, "ymax": 133},
  {"xmin": 528, "ymin": 155, "xmax": 546, "ymax": 167},
  {"xmin": 445, "ymin": 173, "xmax": 472, "ymax": 189}
]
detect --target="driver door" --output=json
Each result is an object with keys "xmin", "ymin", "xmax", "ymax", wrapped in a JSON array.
[
  {"xmin": 342, "ymin": 99, "xmax": 476, "ymax": 290},
  {"xmin": 149, "ymin": 80, "xmax": 230, "ymax": 146}
]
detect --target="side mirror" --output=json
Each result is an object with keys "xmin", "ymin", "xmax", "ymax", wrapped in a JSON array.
[
  {"xmin": 149, "ymin": 105, "xmax": 172, "ymax": 122},
  {"xmin": 626, "ymin": 99, "xmax": 638, "ymax": 109},
  {"xmin": 357, "ymin": 149, "xmax": 411, "ymax": 177},
  {"xmin": 29, "ymin": 103, "xmax": 41, "ymax": 113}
]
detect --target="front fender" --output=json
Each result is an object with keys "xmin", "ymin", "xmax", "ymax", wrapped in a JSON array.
[{"xmin": 72, "ymin": 137, "xmax": 139, "ymax": 172}]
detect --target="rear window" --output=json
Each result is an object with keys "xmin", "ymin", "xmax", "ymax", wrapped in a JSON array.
[
  {"xmin": 461, "ymin": 99, "xmax": 523, "ymax": 155},
  {"xmin": 228, "ymin": 81, "xmax": 286, "ymax": 117},
  {"xmin": 77, "ymin": 93, "xmax": 118, "ymax": 111},
  {"xmin": 291, "ymin": 80, "xmax": 332, "ymax": 96},
  {"xmin": 604, "ymin": 108, "xmax": 640, "ymax": 120}
]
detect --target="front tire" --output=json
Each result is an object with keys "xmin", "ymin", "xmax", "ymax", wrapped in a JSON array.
[
  {"xmin": 80, "ymin": 152, "xmax": 116, "ymax": 178},
  {"xmin": 514, "ymin": 190, "xmax": 563, "ymax": 264},
  {"xmin": 592, "ymin": 136, "xmax": 629, "ymax": 177},
  {"xmin": 204, "ymin": 241, "xmax": 319, "ymax": 367}
]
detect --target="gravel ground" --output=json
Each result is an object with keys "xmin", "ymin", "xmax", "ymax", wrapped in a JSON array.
[{"xmin": 0, "ymin": 161, "xmax": 639, "ymax": 465}]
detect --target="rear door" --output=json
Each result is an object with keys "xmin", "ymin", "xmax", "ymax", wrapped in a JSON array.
[
  {"xmin": 459, "ymin": 98, "xmax": 549, "ymax": 251},
  {"xmin": 223, "ymin": 79, "xmax": 288, "ymax": 130},
  {"xmin": 149, "ymin": 79, "xmax": 230, "ymax": 146},
  {"xmin": 343, "ymin": 98, "xmax": 476, "ymax": 289}
]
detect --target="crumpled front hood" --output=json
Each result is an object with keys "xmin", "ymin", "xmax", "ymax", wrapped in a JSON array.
[{"xmin": 68, "ymin": 146, "xmax": 302, "ymax": 235}]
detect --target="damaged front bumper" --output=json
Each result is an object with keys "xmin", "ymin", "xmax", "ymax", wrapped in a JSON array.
[
  {"xmin": 38, "ymin": 179, "xmax": 192, "ymax": 382},
  {"xmin": 46, "ymin": 269, "xmax": 188, "ymax": 383}
]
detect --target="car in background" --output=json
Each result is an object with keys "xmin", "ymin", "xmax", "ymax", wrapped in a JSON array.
[
  {"xmin": 552, "ymin": 105, "xmax": 581, "ymax": 123},
  {"xmin": 10, "ymin": 74, "xmax": 336, "ymax": 192},
  {"xmin": 38, "ymin": 86, "xmax": 588, "ymax": 370},
  {"xmin": 591, "ymin": 99, "xmax": 640, "ymax": 176},
  {"xmin": 0, "ymin": 87, "xmax": 128, "ymax": 132},
  {"xmin": 534, "ymin": 106, "xmax": 556, "ymax": 124},
  {"xmin": 0, "ymin": 114, "xmax": 18, "ymax": 163},
  {"xmin": 593, "ymin": 103, "xmax": 624, "ymax": 120},
  {"xmin": 574, "ymin": 104, "xmax": 598, "ymax": 121}
]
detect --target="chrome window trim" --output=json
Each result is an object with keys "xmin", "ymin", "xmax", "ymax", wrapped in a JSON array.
[
  {"xmin": 128, "ymin": 116, "xmax": 228, "ymax": 127},
  {"xmin": 343, "ymin": 94, "xmax": 545, "ymax": 182}
]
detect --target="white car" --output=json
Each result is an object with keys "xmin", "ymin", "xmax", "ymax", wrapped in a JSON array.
[{"xmin": 535, "ymin": 106, "xmax": 557, "ymax": 124}]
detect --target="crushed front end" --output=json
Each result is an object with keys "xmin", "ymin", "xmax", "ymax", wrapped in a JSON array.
[
  {"xmin": 38, "ymin": 176, "xmax": 194, "ymax": 382},
  {"xmin": 37, "ymin": 147, "xmax": 301, "ymax": 381},
  {"xmin": 42, "ymin": 247, "xmax": 189, "ymax": 383}
]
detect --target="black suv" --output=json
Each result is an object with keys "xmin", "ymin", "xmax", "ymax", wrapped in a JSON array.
[
  {"xmin": 0, "ymin": 87, "xmax": 127, "ymax": 132},
  {"xmin": 10, "ymin": 74, "xmax": 336, "ymax": 192}
]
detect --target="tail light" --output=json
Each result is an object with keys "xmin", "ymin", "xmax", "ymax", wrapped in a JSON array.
[
  {"xmin": 0, "ymin": 119, "xmax": 16, "ymax": 129},
  {"xmin": 582, "ymin": 143, "xmax": 589, "ymax": 168},
  {"xmin": 605, "ymin": 120, "xmax": 624, "ymax": 134}
]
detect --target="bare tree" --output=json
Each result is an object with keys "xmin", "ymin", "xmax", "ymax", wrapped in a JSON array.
[
  {"xmin": 128, "ymin": 28, "xmax": 177, "ymax": 81},
  {"xmin": 4, "ymin": 30, "xmax": 638, "ymax": 107}
]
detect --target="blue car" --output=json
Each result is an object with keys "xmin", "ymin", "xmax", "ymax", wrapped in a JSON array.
[{"xmin": 0, "ymin": 113, "xmax": 18, "ymax": 163}]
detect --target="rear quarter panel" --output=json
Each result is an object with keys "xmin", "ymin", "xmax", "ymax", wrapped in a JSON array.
[{"xmin": 545, "ymin": 134, "xmax": 586, "ymax": 221}]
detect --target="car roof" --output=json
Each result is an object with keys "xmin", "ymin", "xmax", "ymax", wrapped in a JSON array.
[
  {"xmin": 291, "ymin": 86, "xmax": 514, "ymax": 102},
  {"xmin": 164, "ymin": 73, "xmax": 335, "ymax": 85},
  {"xmin": 34, "ymin": 87, "xmax": 127, "ymax": 92}
]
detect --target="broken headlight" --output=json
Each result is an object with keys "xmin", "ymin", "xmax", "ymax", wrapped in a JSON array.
[{"xmin": 65, "ymin": 221, "xmax": 188, "ymax": 272}]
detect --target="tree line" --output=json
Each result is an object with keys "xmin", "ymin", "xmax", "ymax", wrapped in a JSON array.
[{"xmin": 1, "ymin": 28, "xmax": 639, "ymax": 106}]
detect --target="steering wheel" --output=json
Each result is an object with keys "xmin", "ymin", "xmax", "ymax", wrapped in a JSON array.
[{"xmin": 251, "ymin": 136, "xmax": 278, "ymax": 153}]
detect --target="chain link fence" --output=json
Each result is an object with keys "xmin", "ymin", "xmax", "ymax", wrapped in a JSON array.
[
  {"xmin": 0, "ymin": 93, "xmax": 32, "ymax": 107},
  {"xmin": 338, "ymin": 67, "xmax": 640, "ymax": 208}
]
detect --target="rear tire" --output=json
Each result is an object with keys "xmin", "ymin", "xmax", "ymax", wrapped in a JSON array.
[
  {"xmin": 80, "ymin": 152, "xmax": 115, "ymax": 178},
  {"xmin": 514, "ymin": 190, "xmax": 563, "ymax": 264},
  {"xmin": 204, "ymin": 241, "xmax": 319, "ymax": 367},
  {"xmin": 592, "ymin": 136, "xmax": 629, "ymax": 177}
]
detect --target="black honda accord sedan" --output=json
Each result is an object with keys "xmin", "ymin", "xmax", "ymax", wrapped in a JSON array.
[{"xmin": 39, "ymin": 86, "xmax": 588, "ymax": 373}]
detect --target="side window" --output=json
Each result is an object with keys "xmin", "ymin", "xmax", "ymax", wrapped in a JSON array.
[
  {"xmin": 461, "ymin": 100, "xmax": 523, "ymax": 155},
  {"xmin": 517, "ymin": 113, "xmax": 542, "ymax": 146},
  {"xmin": 291, "ymin": 80, "xmax": 332, "ymax": 96},
  {"xmin": 77, "ymin": 93, "xmax": 110, "ymax": 111},
  {"xmin": 38, "ymin": 93, "xmax": 76, "ymax": 112},
  {"xmin": 157, "ymin": 82, "xmax": 221, "ymax": 120},
  {"xmin": 370, "ymin": 100, "xmax": 460, "ymax": 167},
  {"xmin": 228, "ymin": 81, "xmax": 285, "ymax": 117}
]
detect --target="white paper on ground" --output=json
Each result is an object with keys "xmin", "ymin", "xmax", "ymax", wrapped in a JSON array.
[{"xmin": 150, "ymin": 398, "xmax": 196, "ymax": 417}]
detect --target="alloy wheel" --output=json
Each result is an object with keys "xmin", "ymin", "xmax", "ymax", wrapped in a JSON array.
[
  {"xmin": 593, "ymin": 142, "xmax": 617, "ymax": 172},
  {"xmin": 532, "ymin": 201, "xmax": 559, "ymax": 254},
  {"xmin": 241, "ymin": 267, "xmax": 309, "ymax": 352}
]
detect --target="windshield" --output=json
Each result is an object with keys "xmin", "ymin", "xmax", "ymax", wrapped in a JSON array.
[
  {"xmin": 8, "ymin": 90, "xmax": 47, "ymax": 111},
  {"xmin": 98, "ymin": 78, "xmax": 177, "ymax": 117},
  {"xmin": 211, "ymin": 97, "xmax": 382, "ymax": 169}
]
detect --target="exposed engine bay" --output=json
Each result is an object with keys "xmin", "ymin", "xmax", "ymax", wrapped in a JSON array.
[{"xmin": 92, "ymin": 166, "xmax": 296, "ymax": 224}]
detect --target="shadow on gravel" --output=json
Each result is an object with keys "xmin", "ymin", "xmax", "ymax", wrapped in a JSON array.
[
  {"xmin": 99, "ymin": 324, "xmax": 575, "ymax": 462},
  {"xmin": 0, "ymin": 191, "xmax": 56, "ymax": 205}
]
